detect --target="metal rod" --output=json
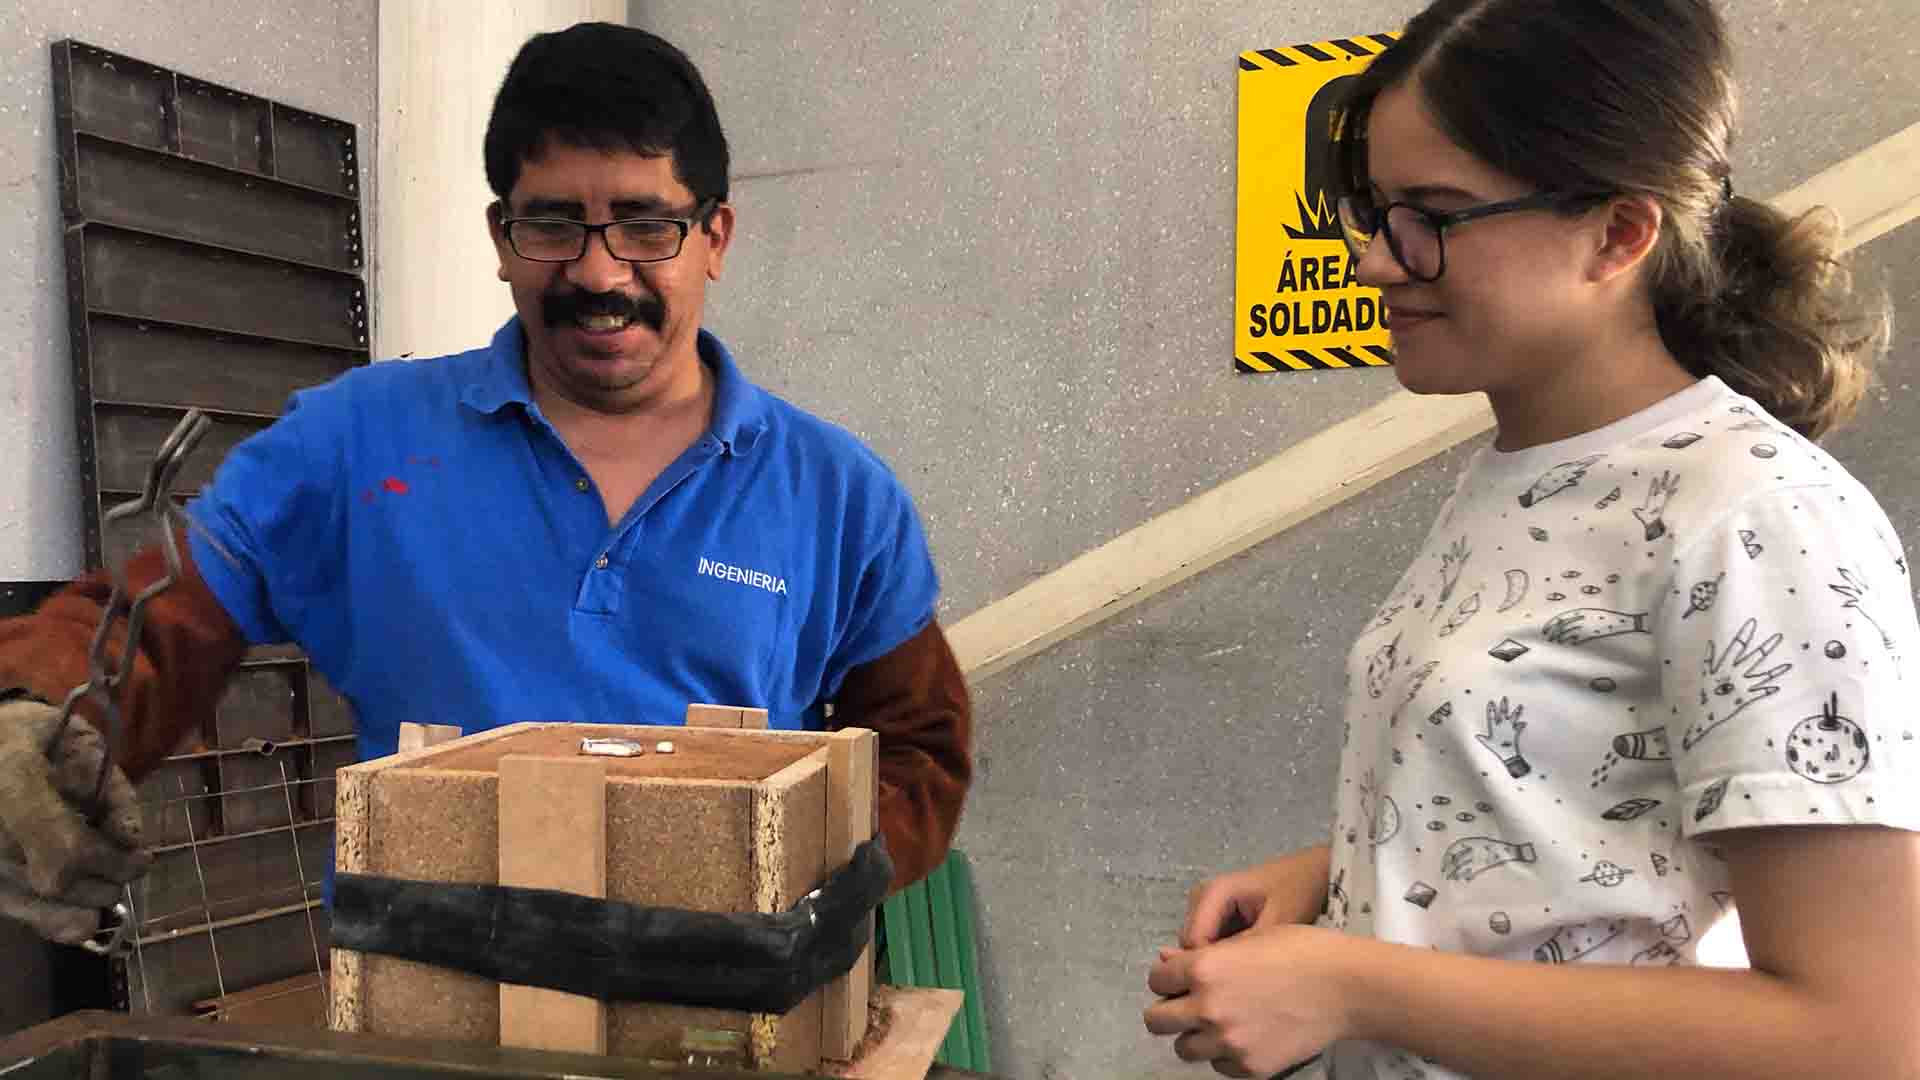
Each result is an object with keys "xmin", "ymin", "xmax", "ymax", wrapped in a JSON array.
[
  {"xmin": 177, "ymin": 775, "xmax": 228, "ymax": 1001},
  {"xmin": 145, "ymin": 815, "xmax": 334, "ymax": 855},
  {"xmin": 280, "ymin": 760, "xmax": 326, "ymax": 986},
  {"xmin": 132, "ymin": 898, "xmax": 322, "ymax": 948},
  {"xmin": 125, "ymin": 883, "xmax": 153, "ymax": 1015}
]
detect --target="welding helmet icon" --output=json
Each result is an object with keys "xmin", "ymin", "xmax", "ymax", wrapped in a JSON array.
[{"xmin": 1285, "ymin": 74, "xmax": 1358, "ymax": 242}]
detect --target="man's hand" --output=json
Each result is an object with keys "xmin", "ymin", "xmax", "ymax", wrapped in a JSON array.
[
  {"xmin": 1145, "ymin": 923, "xmax": 1356, "ymax": 1077},
  {"xmin": 0, "ymin": 698, "xmax": 149, "ymax": 943},
  {"xmin": 1180, "ymin": 845, "xmax": 1331, "ymax": 949}
]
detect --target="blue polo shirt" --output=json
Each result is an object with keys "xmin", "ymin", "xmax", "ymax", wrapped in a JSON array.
[{"xmin": 186, "ymin": 318, "xmax": 941, "ymax": 764}]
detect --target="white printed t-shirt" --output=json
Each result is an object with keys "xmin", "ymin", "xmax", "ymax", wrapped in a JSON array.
[{"xmin": 1319, "ymin": 377, "xmax": 1920, "ymax": 1080}]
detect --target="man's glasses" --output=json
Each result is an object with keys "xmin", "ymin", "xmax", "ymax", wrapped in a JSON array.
[{"xmin": 499, "ymin": 198, "xmax": 717, "ymax": 263}]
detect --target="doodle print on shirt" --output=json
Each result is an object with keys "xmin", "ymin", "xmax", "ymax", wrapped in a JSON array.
[
  {"xmin": 1535, "ymin": 917, "xmax": 1629, "ymax": 963},
  {"xmin": 1830, "ymin": 568, "xmax": 1902, "ymax": 669},
  {"xmin": 1596, "ymin": 486, "xmax": 1623, "ymax": 510},
  {"xmin": 1362, "ymin": 769, "xmax": 1402, "ymax": 847},
  {"xmin": 1367, "ymin": 633, "xmax": 1403, "ymax": 699},
  {"xmin": 1694, "ymin": 777, "xmax": 1732, "ymax": 822},
  {"xmin": 1391, "ymin": 662, "xmax": 1441, "ymax": 726},
  {"xmin": 1681, "ymin": 617, "xmax": 1792, "ymax": 750},
  {"xmin": 1544, "ymin": 607, "xmax": 1651, "ymax": 646},
  {"xmin": 1518, "ymin": 455, "xmax": 1605, "ymax": 509},
  {"xmin": 1681, "ymin": 574, "xmax": 1724, "ymax": 619},
  {"xmin": 1740, "ymin": 529, "xmax": 1764, "ymax": 559},
  {"xmin": 1439, "ymin": 593, "xmax": 1482, "ymax": 637},
  {"xmin": 1441, "ymin": 835, "xmax": 1537, "ymax": 882},
  {"xmin": 1784, "ymin": 693, "xmax": 1869, "ymax": 784},
  {"xmin": 1579, "ymin": 860, "xmax": 1634, "ymax": 887},
  {"xmin": 1634, "ymin": 470, "xmax": 1680, "ymax": 542},
  {"xmin": 1592, "ymin": 724, "xmax": 1671, "ymax": 787},
  {"xmin": 1497, "ymin": 569, "xmax": 1529, "ymax": 613},
  {"xmin": 1436, "ymin": 537, "xmax": 1472, "ymax": 609},
  {"xmin": 1475, "ymin": 696, "xmax": 1532, "ymax": 778},
  {"xmin": 1631, "ymin": 914, "xmax": 1694, "ymax": 965}
]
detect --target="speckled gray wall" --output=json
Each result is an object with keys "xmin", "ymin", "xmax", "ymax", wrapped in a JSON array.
[
  {"xmin": 0, "ymin": 0, "xmax": 374, "ymax": 1032},
  {"xmin": 0, "ymin": 1, "xmax": 376, "ymax": 583},
  {"xmin": 631, "ymin": 1, "xmax": 1918, "ymax": 1076}
]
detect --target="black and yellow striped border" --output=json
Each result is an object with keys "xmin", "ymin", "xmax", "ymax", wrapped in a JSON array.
[
  {"xmin": 1239, "ymin": 32, "xmax": 1401, "ymax": 72},
  {"xmin": 1236, "ymin": 345, "xmax": 1395, "ymax": 373}
]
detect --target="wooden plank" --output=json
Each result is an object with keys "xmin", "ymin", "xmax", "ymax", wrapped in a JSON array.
[
  {"xmin": 822, "ymin": 728, "xmax": 878, "ymax": 1059},
  {"xmin": 749, "ymin": 750, "xmax": 831, "ymax": 1071},
  {"xmin": 825, "ymin": 986, "xmax": 965, "ymax": 1080},
  {"xmin": 686, "ymin": 703, "xmax": 770, "ymax": 729},
  {"xmin": 395, "ymin": 721, "xmax": 461, "ymax": 753},
  {"xmin": 1773, "ymin": 119, "xmax": 1920, "ymax": 252},
  {"xmin": 497, "ymin": 754, "xmax": 607, "ymax": 1055},
  {"xmin": 946, "ymin": 389, "xmax": 1494, "ymax": 681},
  {"xmin": 946, "ymin": 125, "xmax": 1920, "ymax": 684}
]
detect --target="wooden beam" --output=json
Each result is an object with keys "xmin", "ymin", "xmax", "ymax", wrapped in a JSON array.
[
  {"xmin": 498, "ymin": 754, "xmax": 608, "ymax": 1055},
  {"xmin": 686, "ymin": 703, "xmax": 771, "ymax": 729},
  {"xmin": 948, "ymin": 119, "xmax": 1920, "ymax": 683},
  {"xmin": 821, "ymin": 728, "xmax": 878, "ymax": 1060}
]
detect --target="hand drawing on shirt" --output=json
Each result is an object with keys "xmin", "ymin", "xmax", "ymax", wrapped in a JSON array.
[
  {"xmin": 1633, "ymin": 470, "xmax": 1679, "ymax": 542},
  {"xmin": 1535, "ymin": 917, "xmax": 1628, "ymax": 963},
  {"xmin": 1436, "ymin": 537, "xmax": 1472, "ymax": 608},
  {"xmin": 1681, "ymin": 617, "xmax": 1791, "ymax": 750},
  {"xmin": 1518, "ymin": 455, "xmax": 1604, "ymax": 509},
  {"xmin": 1544, "ymin": 607, "xmax": 1650, "ymax": 646},
  {"xmin": 1366, "ymin": 633, "xmax": 1402, "ymax": 699},
  {"xmin": 1831, "ymin": 568, "xmax": 1901, "ymax": 664},
  {"xmin": 1441, "ymin": 835, "xmax": 1537, "ymax": 882},
  {"xmin": 1681, "ymin": 574, "xmax": 1724, "ymax": 619},
  {"xmin": 1785, "ymin": 692, "xmax": 1869, "ymax": 784},
  {"xmin": 1390, "ymin": 661, "xmax": 1441, "ymax": 726},
  {"xmin": 1497, "ymin": 569, "xmax": 1529, "ymax": 613},
  {"xmin": 1476, "ymin": 696, "xmax": 1532, "ymax": 778},
  {"xmin": 1439, "ymin": 592, "xmax": 1482, "ymax": 637}
]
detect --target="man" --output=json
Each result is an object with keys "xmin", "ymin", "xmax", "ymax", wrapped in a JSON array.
[{"xmin": 0, "ymin": 21, "xmax": 971, "ymax": 945}]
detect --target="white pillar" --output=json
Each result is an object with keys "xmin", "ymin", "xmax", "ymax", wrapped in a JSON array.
[{"xmin": 375, "ymin": 0, "xmax": 627, "ymax": 361}]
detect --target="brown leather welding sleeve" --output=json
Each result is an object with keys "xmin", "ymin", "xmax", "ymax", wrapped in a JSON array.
[
  {"xmin": 829, "ymin": 619, "xmax": 973, "ymax": 892},
  {"xmin": 0, "ymin": 533, "xmax": 246, "ymax": 781}
]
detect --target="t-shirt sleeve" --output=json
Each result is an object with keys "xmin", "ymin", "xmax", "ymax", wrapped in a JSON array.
[
  {"xmin": 185, "ymin": 386, "xmax": 346, "ymax": 647},
  {"xmin": 820, "ymin": 480, "xmax": 942, "ymax": 700},
  {"xmin": 1658, "ymin": 483, "xmax": 1920, "ymax": 838}
]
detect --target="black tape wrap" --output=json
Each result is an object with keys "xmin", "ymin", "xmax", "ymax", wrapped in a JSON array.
[{"xmin": 331, "ymin": 836, "xmax": 892, "ymax": 1014}]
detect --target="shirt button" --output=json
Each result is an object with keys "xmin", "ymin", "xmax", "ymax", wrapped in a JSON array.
[
  {"xmin": 595, "ymin": 555, "xmax": 609, "ymax": 570},
  {"xmin": 574, "ymin": 477, "xmax": 590, "ymax": 492}
]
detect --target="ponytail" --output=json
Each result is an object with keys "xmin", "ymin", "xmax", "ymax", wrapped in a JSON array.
[{"xmin": 1654, "ymin": 199, "xmax": 1889, "ymax": 440}]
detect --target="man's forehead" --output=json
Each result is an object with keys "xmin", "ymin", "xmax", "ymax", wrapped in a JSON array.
[{"xmin": 509, "ymin": 142, "xmax": 692, "ymax": 206}]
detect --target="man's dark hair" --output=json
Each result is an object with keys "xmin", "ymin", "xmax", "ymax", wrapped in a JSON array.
[{"xmin": 484, "ymin": 22, "xmax": 729, "ymax": 210}]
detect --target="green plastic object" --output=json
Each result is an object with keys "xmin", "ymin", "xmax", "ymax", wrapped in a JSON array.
[
  {"xmin": 927, "ymin": 859, "xmax": 973, "ymax": 1067},
  {"xmin": 878, "ymin": 850, "xmax": 992, "ymax": 1073},
  {"xmin": 949, "ymin": 854, "xmax": 991, "ymax": 1072}
]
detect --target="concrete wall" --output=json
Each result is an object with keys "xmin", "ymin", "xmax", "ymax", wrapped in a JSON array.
[
  {"xmin": 0, "ymin": 0, "xmax": 376, "ymax": 1033},
  {"xmin": 633, "ymin": 2, "xmax": 1920, "ymax": 1076},
  {"xmin": 375, "ymin": 0, "xmax": 625, "ymax": 363}
]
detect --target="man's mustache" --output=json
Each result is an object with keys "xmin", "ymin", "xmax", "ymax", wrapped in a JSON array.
[{"xmin": 542, "ymin": 290, "xmax": 666, "ymax": 332}]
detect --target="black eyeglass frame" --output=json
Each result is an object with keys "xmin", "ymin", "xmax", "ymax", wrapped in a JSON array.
[
  {"xmin": 497, "ymin": 197, "xmax": 720, "ymax": 264},
  {"xmin": 1337, "ymin": 189, "xmax": 1614, "ymax": 282}
]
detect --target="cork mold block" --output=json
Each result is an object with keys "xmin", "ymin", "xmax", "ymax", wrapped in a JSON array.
[{"xmin": 329, "ymin": 720, "xmax": 878, "ymax": 1073}]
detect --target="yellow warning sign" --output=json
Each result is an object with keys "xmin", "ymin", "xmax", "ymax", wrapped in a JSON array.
[{"xmin": 1235, "ymin": 33, "xmax": 1399, "ymax": 374}]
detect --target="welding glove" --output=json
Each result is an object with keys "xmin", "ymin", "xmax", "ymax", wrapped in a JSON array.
[{"xmin": 0, "ymin": 697, "xmax": 149, "ymax": 944}]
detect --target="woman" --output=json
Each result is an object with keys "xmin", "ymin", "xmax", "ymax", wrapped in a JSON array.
[{"xmin": 1144, "ymin": 2, "xmax": 1913, "ymax": 1077}]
